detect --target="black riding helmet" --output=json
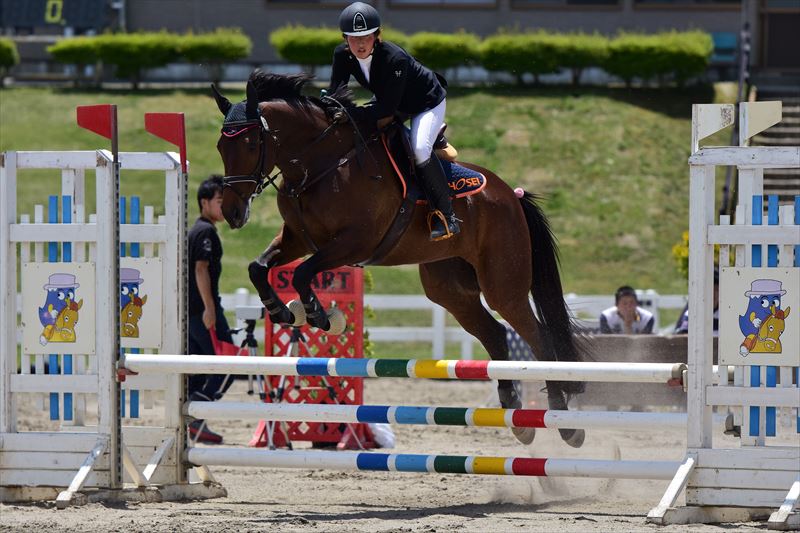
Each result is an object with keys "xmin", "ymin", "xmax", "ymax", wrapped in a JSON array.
[{"xmin": 339, "ymin": 2, "xmax": 381, "ymax": 37}]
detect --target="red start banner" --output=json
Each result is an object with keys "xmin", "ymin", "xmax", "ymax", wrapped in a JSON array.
[{"xmin": 251, "ymin": 260, "xmax": 373, "ymax": 449}]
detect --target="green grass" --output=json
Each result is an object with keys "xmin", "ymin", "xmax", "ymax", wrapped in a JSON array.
[{"xmin": 1, "ymin": 84, "xmax": 731, "ymax": 299}]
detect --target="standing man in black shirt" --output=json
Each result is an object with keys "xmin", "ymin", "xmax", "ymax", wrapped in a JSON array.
[{"xmin": 187, "ymin": 175, "xmax": 233, "ymax": 444}]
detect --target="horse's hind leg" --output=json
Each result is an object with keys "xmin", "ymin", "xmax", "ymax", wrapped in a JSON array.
[
  {"xmin": 474, "ymin": 260, "xmax": 585, "ymax": 449},
  {"xmin": 419, "ymin": 258, "xmax": 535, "ymax": 445}
]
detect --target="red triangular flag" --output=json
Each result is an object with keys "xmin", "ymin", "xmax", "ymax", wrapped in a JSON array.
[
  {"xmin": 145, "ymin": 112, "xmax": 187, "ymax": 173},
  {"xmin": 77, "ymin": 104, "xmax": 116, "ymax": 140}
]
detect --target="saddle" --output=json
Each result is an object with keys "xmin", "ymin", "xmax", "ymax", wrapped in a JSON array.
[
  {"xmin": 355, "ymin": 121, "xmax": 486, "ymax": 267},
  {"xmin": 381, "ymin": 122, "xmax": 485, "ymax": 204}
]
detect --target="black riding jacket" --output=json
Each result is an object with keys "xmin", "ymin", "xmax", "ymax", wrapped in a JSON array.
[{"xmin": 328, "ymin": 40, "xmax": 446, "ymax": 124}]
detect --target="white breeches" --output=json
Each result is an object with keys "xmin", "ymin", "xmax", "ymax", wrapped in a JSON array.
[{"xmin": 410, "ymin": 99, "xmax": 446, "ymax": 164}]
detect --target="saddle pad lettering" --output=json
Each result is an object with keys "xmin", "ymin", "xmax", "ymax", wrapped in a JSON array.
[
  {"xmin": 442, "ymin": 161, "xmax": 486, "ymax": 198},
  {"xmin": 380, "ymin": 135, "xmax": 486, "ymax": 203}
]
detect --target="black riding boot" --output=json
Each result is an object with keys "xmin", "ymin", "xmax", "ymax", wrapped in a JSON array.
[{"xmin": 417, "ymin": 157, "xmax": 460, "ymax": 241}]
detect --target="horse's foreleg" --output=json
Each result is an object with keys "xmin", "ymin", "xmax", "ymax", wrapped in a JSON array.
[
  {"xmin": 291, "ymin": 255, "xmax": 330, "ymax": 331},
  {"xmin": 291, "ymin": 242, "xmax": 356, "ymax": 333},
  {"xmin": 249, "ymin": 227, "xmax": 306, "ymax": 325}
]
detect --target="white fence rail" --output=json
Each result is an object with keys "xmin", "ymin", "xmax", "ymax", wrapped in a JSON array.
[{"xmin": 220, "ymin": 288, "xmax": 687, "ymax": 359}]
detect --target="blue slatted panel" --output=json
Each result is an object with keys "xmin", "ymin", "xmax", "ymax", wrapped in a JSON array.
[
  {"xmin": 119, "ymin": 197, "xmax": 126, "ymax": 418},
  {"xmin": 796, "ymin": 196, "xmax": 800, "ymax": 434},
  {"xmin": 129, "ymin": 196, "xmax": 140, "ymax": 418},
  {"xmin": 765, "ymin": 195, "xmax": 778, "ymax": 436},
  {"xmin": 48, "ymin": 195, "xmax": 59, "ymax": 420},
  {"xmin": 749, "ymin": 195, "xmax": 762, "ymax": 437},
  {"xmin": 62, "ymin": 195, "xmax": 73, "ymax": 421}
]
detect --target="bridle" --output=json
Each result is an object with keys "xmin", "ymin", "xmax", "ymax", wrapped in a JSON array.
[
  {"xmin": 220, "ymin": 115, "xmax": 282, "ymax": 204},
  {"xmin": 220, "ymin": 98, "xmax": 382, "ymax": 202}
]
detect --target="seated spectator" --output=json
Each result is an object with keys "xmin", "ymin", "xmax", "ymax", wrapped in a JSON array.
[
  {"xmin": 599, "ymin": 286, "xmax": 654, "ymax": 334},
  {"xmin": 674, "ymin": 269, "xmax": 719, "ymax": 336}
]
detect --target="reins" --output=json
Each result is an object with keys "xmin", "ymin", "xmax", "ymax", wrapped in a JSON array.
[{"xmin": 221, "ymin": 98, "xmax": 381, "ymax": 201}]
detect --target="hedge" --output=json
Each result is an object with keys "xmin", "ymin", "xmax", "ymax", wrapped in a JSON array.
[
  {"xmin": 180, "ymin": 28, "xmax": 252, "ymax": 84},
  {"xmin": 180, "ymin": 28, "xmax": 252, "ymax": 63},
  {"xmin": 554, "ymin": 33, "xmax": 609, "ymax": 86},
  {"xmin": 270, "ymin": 25, "xmax": 411, "ymax": 68},
  {"xmin": 408, "ymin": 31, "xmax": 479, "ymax": 72},
  {"xmin": 480, "ymin": 32, "xmax": 561, "ymax": 84},
  {"xmin": 270, "ymin": 26, "xmax": 342, "ymax": 68},
  {"xmin": 0, "ymin": 37, "xmax": 20, "ymax": 69},
  {"xmin": 604, "ymin": 31, "xmax": 712, "ymax": 86},
  {"xmin": 48, "ymin": 29, "xmax": 253, "ymax": 87}
]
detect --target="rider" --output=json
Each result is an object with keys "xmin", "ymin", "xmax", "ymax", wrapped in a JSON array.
[{"xmin": 327, "ymin": 1, "xmax": 460, "ymax": 241}]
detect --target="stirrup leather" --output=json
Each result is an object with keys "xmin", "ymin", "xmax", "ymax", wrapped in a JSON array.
[{"xmin": 427, "ymin": 209, "xmax": 455, "ymax": 242}]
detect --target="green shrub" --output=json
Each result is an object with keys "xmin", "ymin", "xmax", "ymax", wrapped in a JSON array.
[
  {"xmin": 380, "ymin": 27, "xmax": 411, "ymax": 51},
  {"xmin": 94, "ymin": 32, "xmax": 181, "ymax": 88},
  {"xmin": 661, "ymin": 30, "xmax": 713, "ymax": 84},
  {"xmin": 180, "ymin": 28, "xmax": 252, "ymax": 84},
  {"xmin": 48, "ymin": 35, "xmax": 100, "ymax": 66},
  {"xmin": 605, "ymin": 33, "xmax": 669, "ymax": 85},
  {"xmin": 605, "ymin": 31, "xmax": 711, "ymax": 86},
  {"xmin": 554, "ymin": 32, "xmax": 609, "ymax": 86},
  {"xmin": 270, "ymin": 26, "xmax": 342, "ymax": 68},
  {"xmin": 180, "ymin": 28, "xmax": 252, "ymax": 63},
  {"xmin": 0, "ymin": 37, "xmax": 20, "ymax": 69},
  {"xmin": 480, "ymin": 32, "xmax": 560, "ymax": 84},
  {"xmin": 408, "ymin": 31, "xmax": 479, "ymax": 72}
]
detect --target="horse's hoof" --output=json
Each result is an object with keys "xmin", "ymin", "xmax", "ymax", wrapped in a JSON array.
[
  {"xmin": 286, "ymin": 299, "xmax": 307, "ymax": 327},
  {"xmin": 559, "ymin": 428, "xmax": 585, "ymax": 449},
  {"xmin": 512, "ymin": 427, "xmax": 536, "ymax": 445},
  {"xmin": 326, "ymin": 307, "xmax": 347, "ymax": 336}
]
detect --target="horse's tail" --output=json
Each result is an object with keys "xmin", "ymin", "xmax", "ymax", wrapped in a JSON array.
[{"xmin": 518, "ymin": 192, "xmax": 588, "ymax": 368}]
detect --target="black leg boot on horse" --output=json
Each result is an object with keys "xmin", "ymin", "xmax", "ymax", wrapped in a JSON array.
[{"xmin": 417, "ymin": 157, "xmax": 460, "ymax": 241}]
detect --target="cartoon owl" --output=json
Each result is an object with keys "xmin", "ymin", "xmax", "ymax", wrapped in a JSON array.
[{"xmin": 738, "ymin": 279, "xmax": 784, "ymax": 337}]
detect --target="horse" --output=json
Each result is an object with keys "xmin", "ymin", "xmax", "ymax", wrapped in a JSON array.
[
  {"xmin": 740, "ymin": 305, "xmax": 791, "ymax": 355},
  {"xmin": 213, "ymin": 71, "xmax": 589, "ymax": 448},
  {"xmin": 121, "ymin": 295, "xmax": 147, "ymax": 338},
  {"xmin": 40, "ymin": 298, "xmax": 82, "ymax": 344}
]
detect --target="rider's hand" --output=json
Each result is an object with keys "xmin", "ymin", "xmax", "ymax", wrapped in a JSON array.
[{"xmin": 202, "ymin": 307, "xmax": 216, "ymax": 330}]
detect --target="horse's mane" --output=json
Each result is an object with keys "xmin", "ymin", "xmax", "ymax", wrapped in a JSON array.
[{"xmin": 248, "ymin": 69, "xmax": 356, "ymax": 113}]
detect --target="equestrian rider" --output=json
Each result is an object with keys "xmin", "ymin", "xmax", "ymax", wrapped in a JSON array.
[{"xmin": 328, "ymin": 1, "xmax": 460, "ymax": 241}]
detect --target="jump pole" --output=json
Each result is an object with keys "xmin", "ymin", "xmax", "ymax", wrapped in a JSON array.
[
  {"xmin": 121, "ymin": 354, "xmax": 687, "ymax": 384},
  {"xmin": 185, "ymin": 402, "xmax": 688, "ymax": 431},
  {"xmin": 187, "ymin": 448, "xmax": 681, "ymax": 480}
]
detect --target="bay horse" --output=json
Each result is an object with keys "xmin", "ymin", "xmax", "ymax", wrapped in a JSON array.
[{"xmin": 214, "ymin": 71, "xmax": 588, "ymax": 447}]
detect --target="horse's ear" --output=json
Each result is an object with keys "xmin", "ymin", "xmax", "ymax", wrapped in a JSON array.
[
  {"xmin": 246, "ymin": 80, "xmax": 259, "ymax": 120},
  {"xmin": 211, "ymin": 84, "xmax": 231, "ymax": 116}
]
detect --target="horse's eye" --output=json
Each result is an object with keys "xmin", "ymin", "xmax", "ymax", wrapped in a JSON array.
[{"xmin": 243, "ymin": 137, "xmax": 250, "ymax": 144}]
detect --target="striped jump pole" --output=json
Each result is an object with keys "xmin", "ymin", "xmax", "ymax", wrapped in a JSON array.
[
  {"xmin": 185, "ymin": 402, "xmax": 688, "ymax": 431},
  {"xmin": 187, "ymin": 448, "xmax": 681, "ymax": 480},
  {"xmin": 122, "ymin": 354, "xmax": 686, "ymax": 384}
]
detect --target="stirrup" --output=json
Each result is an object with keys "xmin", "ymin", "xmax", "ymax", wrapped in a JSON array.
[{"xmin": 427, "ymin": 210, "xmax": 458, "ymax": 242}]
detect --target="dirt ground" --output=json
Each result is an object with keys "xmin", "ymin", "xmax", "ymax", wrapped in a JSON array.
[{"xmin": 0, "ymin": 378, "xmax": 775, "ymax": 533}]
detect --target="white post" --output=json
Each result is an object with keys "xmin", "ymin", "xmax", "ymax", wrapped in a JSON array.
[
  {"xmin": 95, "ymin": 150, "xmax": 121, "ymax": 488},
  {"xmin": 0, "ymin": 152, "xmax": 17, "ymax": 434},
  {"xmin": 687, "ymin": 163, "xmax": 715, "ymax": 450}
]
